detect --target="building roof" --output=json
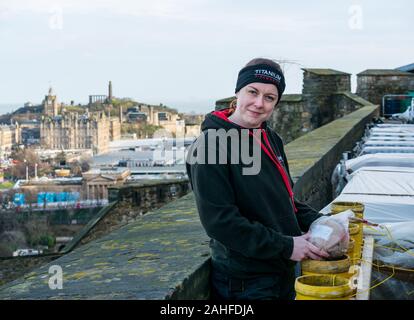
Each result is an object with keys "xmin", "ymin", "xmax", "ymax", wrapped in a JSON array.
[
  {"xmin": 396, "ymin": 63, "xmax": 414, "ymax": 73},
  {"xmin": 357, "ymin": 69, "xmax": 414, "ymax": 76},
  {"xmin": 19, "ymin": 177, "xmax": 83, "ymax": 186},
  {"xmin": 302, "ymin": 68, "xmax": 351, "ymax": 76},
  {"xmin": 83, "ymin": 167, "xmax": 131, "ymax": 176}
]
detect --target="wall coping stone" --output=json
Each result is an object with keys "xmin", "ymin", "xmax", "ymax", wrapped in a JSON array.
[
  {"xmin": 333, "ymin": 91, "xmax": 376, "ymax": 106},
  {"xmin": 302, "ymin": 68, "xmax": 351, "ymax": 76},
  {"xmin": 357, "ymin": 69, "xmax": 414, "ymax": 76},
  {"xmin": 285, "ymin": 105, "xmax": 378, "ymax": 180}
]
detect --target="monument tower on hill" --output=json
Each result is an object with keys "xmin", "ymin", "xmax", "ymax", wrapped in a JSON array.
[{"xmin": 108, "ymin": 81, "xmax": 113, "ymax": 102}]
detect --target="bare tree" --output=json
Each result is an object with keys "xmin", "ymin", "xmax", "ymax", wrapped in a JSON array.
[{"xmin": 8, "ymin": 148, "xmax": 53, "ymax": 180}]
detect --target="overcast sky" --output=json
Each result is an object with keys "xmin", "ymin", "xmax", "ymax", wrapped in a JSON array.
[{"xmin": 1, "ymin": 0, "xmax": 413, "ymax": 114}]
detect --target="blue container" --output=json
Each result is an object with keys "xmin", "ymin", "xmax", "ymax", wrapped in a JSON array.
[
  {"xmin": 72, "ymin": 192, "xmax": 80, "ymax": 201},
  {"xmin": 13, "ymin": 193, "xmax": 25, "ymax": 206},
  {"xmin": 55, "ymin": 192, "xmax": 67, "ymax": 202},
  {"xmin": 67, "ymin": 192, "xmax": 79, "ymax": 202},
  {"xmin": 45, "ymin": 192, "xmax": 56, "ymax": 203},
  {"xmin": 37, "ymin": 192, "xmax": 46, "ymax": 205}
]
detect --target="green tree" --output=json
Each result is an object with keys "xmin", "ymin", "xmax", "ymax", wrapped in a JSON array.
[{"xmin": 39, "ymin": 234, "xmax": 56, "ymax": 248}]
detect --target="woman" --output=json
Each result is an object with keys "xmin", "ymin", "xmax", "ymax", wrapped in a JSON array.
[{"xmin": 186, "ymin": 58, "xmax": 328, "ymax": 300}]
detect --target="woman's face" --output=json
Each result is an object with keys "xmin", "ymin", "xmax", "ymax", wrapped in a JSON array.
[{"xmin": 231, "ymin": 82, "xmax": 279, "ymax": 128}]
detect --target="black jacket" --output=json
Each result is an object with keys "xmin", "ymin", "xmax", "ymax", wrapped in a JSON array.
[{"xmin": 186, "ymin": 109, "xmax": 322, "ymax": 278}]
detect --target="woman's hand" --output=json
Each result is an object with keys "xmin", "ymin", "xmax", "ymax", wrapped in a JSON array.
[{"xmin": 289, "ymin": 232, "xmax": 330, "ymax": 261}]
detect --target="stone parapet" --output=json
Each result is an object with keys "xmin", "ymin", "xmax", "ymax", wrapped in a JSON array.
[
  {"xmin": 285, "ymin": 105, "xmax": 379, "ymax": 209},
  {"xmin": 357, "ymin": 71, "xmax": 414, "ymax": 107}
]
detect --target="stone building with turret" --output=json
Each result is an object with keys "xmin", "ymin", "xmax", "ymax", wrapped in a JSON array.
[
  {"xmin": 43, "ymin": 87, "xmax": 60, "ymax": 117},
  {"xmin": 40, "ymin": 84, "xmax": 122, "ymax": 155},
  {"xmin": 40, "ymin": 111, "xmax": 113, "ymax": 155}
]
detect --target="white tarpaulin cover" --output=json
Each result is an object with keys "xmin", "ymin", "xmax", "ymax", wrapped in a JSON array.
[
  {"xmin": 374, "ymin": 124, "xmax": 414, "ymax": 129},
  {"xmin": 320, "ymin": 194, "xmax": 414, "ymax": 224},
  {"xmin": 370, "ymin": 132, "xmax": 414, "ymax": 138},
  {"xmin": 364, "ymin": 140, "xmax": 414, "ymax": 147},
  {"xmin": 341, "ymin": 168, "xmax": 414, "ymax": 196},
  {"xmin": 365, "ymin": 221, "xmax": 414, "ymax": 300},
  {"xmin": 327, "ymin": 124, "xmax": 414, "ymax": 298},
  {"xmin": 364, "ymin": 135, "xmax": 414, "ymax": 142},
  {"xmin": 360, "ymin": 146, "xmax": 414, "ymax": 154},
  {"xmin": 365, "ymin": 221, "xmax": 414, "ymax": 268},
  {"xmin": 345, "ymin": 154, "xmax": 414, "ymax": 173},
  {"xmin": 370, "ymin": 128, "xmax": 414, "ymax": 134},
  {"xmin": 321, "ymin": 168, "xmax": 414, "ymax": 223}
]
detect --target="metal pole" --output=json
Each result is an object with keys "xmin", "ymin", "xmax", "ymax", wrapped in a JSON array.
[{"xmin": 24, "ymin": 159, "xmax": 28, "ymax": 181}]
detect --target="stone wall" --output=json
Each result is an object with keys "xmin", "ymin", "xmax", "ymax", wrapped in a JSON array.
[
  {"xmin": 76, "ymin": 179, "xmax": 190, "ymax": 248},
  {"xmin": 0, "ymin": 180, "xmax": 191, "ymax": 288},
  {"xmin": 109, "ymin": 179, "xmax": 190, "ymax": 206},
  {"xmin": 356, "ymin": 70, "xmax": 414, "ymax": 108},
  {"xmin": 0, "ymin": 254, "xmax": 61, "ymax": 287},
  {"xmin": 285, "ymin": 105, "xmax": 379, "ymax": 210},
  {"xmin": 332, "ymin": 92, "xmax": 375, "ymax": 119},
  {"xmin": 0, "ymin": 193, "xmax": 210, "ymax": 299},
  {"xmin": 268, "ymin": 95, "xmax": 304, "ymax": 143},
  {"xmin": 0, "ymin": 207, "xmax": 99, "ymax": 258},
  {"xmin": 302, "ymin": 69, "xmax": 351, "ymax": 129}
]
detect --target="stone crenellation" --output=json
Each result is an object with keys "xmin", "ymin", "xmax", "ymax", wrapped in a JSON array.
[
  {"xmin": 357, "ymin": 69, "xmax": 414, "ymax": 108},
  {"xmin": 301, "ymin": 68, "xmax": 351, "ymax": 130}
]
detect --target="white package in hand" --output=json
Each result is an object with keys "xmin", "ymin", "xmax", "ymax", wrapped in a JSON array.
[{"xmin": 309, "ymin": 210, "xmax": 355, "ymax": 258}]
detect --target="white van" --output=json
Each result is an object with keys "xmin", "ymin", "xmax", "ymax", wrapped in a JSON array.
[{"xmin": 12, "ymin": 248, "xmax": 42, "ymax": 257}]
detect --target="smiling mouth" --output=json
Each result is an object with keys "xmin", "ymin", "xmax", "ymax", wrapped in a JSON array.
[{"xmin": 248, "ymin": 110, "xmax": 263, "ymax": 116}]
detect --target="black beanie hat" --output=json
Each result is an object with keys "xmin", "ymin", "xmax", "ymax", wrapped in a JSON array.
[{"xmin": 235, "ymin": 64, "xmax": 286, "ymax": 104}]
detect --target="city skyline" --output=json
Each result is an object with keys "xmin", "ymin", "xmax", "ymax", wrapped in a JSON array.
[
  {"xmin": 1, "ymin": 0, "xmax": 413, "ymax": 114},
  {"xmin": 0, "ymin": 82, "xmax": 204, "ymax": 116}
]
